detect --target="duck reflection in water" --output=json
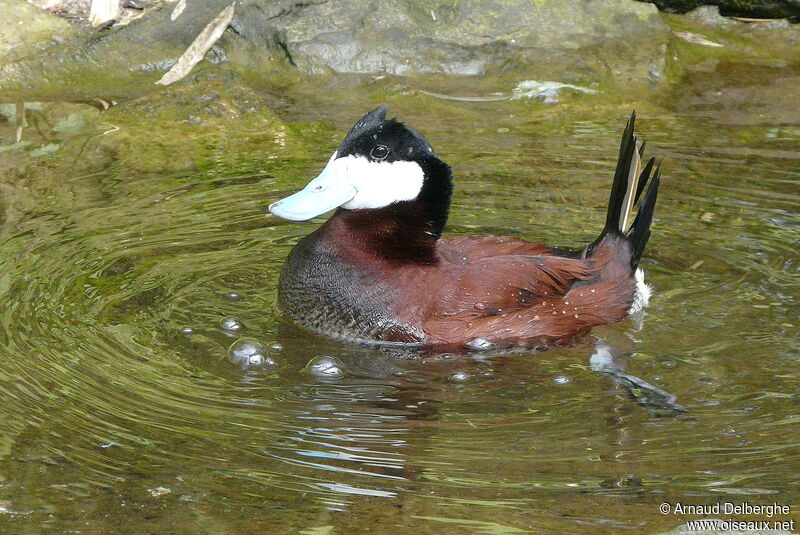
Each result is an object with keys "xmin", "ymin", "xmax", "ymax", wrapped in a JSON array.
[{"xmin": 255, "ymin": 326, "xmax": 684, "ymax": 505}]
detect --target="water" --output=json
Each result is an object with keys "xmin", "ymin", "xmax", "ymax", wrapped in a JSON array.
[{"xmin": 1, "ymin": 70, "xmax": 799, "ymax": 533}]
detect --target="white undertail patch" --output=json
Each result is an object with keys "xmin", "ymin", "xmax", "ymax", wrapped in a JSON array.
[{"xmin": 628, "ymin": 268, "xmax": 651, "ymax": 315}]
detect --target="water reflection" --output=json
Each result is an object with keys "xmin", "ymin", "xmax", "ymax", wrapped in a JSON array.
[
  {"xmin": 271, "ymin": 384, "xmax": 411, "ymax": 499},
  {"xmin": 238, "ymin": 330, "xmax": 688, "ymax": 512}
]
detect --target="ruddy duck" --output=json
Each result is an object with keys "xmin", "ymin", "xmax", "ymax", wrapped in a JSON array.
[{"xmin": 269, "ymin": 107, "xmax": 660, "ymax": 349}]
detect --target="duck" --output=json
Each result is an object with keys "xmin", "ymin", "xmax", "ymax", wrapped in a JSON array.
[{"xmin": 269, "ymin": 106, "xmax": 661, "ymax": 350}]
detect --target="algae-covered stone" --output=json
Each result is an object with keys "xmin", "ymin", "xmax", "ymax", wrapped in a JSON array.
[
  {"xmin": 89, "ymin": 71, "xmax": 290, "ymax": 174},
  {"xmin": 0, "ymin": 0, "xmax": 80, "ymax": 64},
  {"xmin": 0, "ymin": 70, "xmax": 292, "ymax": 228}
]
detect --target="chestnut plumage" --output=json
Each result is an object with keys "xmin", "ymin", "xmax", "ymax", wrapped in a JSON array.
[{"xmin": 271, "ymin": 107, "xmax": 661, "ymax": 349}]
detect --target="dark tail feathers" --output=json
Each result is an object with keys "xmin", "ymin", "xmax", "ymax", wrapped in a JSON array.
[{"xmin": 592, "ymin": 112, "xmax": 661, "ymax": 269}]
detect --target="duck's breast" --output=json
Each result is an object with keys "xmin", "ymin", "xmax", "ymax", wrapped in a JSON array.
[{"xmin": 277, "ymin": 234, "xmax": 426, "ymax": 343}]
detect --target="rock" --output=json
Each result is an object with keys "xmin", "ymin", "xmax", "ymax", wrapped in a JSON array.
[
  {"xmin": 1, "ymin": 0, "xmax": 672, "ymax": 100},
  {"xmin": 686, "ymin": 5, "xmax": 736, "ymax": 26},
  {"xmin": 27, "ymin": 0, "xmax": 92, "ymax": 19},
  {"xmin": 0, "ymin": 0, "xmax": 234, "ymax": 101},
  {"xmin": 640, "ymin": 0, "xmax": 800, "ymax": 18},
  {"xmin": 670, "ymin": 1, "xmax": 800, "ymax": 78},
  {"xmin": 228, "ymin": 0, "xmax": 670, "ymax": 83},
  {"xmin": 0, "ymin": 0, "xmax": 80, "ymax": 64}
]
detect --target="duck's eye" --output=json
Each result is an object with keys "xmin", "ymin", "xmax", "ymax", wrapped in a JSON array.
[{"xmin": 370, "ymin": 145, "xmax": 390, "ymax": 161}]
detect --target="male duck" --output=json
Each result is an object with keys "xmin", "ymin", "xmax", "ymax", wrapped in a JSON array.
[{"xmin": 269, "ymin": 107, "xmax": 661, "ymax": 349}]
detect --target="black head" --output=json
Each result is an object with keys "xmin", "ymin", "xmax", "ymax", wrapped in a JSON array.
[
  {"xmin": 337, "ymin": 105, "xmax": 440, "ymax": 164},
  {"xmin": 269, "ymin": 106, "xmax": 453, "ymax": 240}
]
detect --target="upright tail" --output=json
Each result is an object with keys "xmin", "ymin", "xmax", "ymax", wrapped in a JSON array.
[{"xmin": 592, "ymin": 112, "xmax": 661, "ymax": 269}]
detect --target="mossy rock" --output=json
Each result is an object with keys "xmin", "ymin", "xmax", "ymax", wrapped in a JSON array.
[{"xmin": 0, "ymin": 0, "xmax": 80, "ymax": 64}]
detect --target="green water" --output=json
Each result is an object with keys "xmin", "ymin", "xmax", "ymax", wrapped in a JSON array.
[{"xmin": 1, "ymin": 67, "xmax": 799, "ymax": 534}]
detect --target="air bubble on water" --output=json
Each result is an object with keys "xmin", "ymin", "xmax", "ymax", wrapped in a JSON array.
[
  {"xmin": 226, "ymin": 292, "xmax": 241, "ymax": 300},
  {"xmin": 466, "ymin": 337, "xmax": 494, "ymax": 350},
  {"xmin": 220, "ymin": 316, "xmax": 243, "ymax": 332},
  {"xmin": 553, "ymin": 375, "xmax": 571, "ymax": 385},
  {"xmin": 448, "ymin": 371, "xmax": 472, "ymax": 383},
  {"xmin": 269, "ymin": 342, "xmax": 283, "ymax": 351},
  {"xmin": 228, "ymin": 338, "xmax": 263, "ymax": 363},
  {"xmin": 180, "ymin": 326, "xmax": 194, "ymax": 335},
  {"xmin": 149, "ymin": 486, "xmax": 171, "ymax": 497},
  {"xmin": 305, "ymin": 355, "xmax": 345, "ymax": 379},
  {"xmin": 228, "ymin": 338, "xmax": 277, "ymax": 370}
]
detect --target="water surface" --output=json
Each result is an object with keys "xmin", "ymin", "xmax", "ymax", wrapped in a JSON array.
[{"xmin": 1, "ymin": 69, "xmax": 799, "ymax": 534}]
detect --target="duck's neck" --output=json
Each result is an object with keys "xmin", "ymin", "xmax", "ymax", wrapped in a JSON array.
[{"xmin": 324, "ymin": 157, "xmax": 452, "ymax": 266}]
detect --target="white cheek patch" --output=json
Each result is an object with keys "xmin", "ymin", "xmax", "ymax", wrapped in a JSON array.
[{"xmin": 338, "ymin": 155, "xmax": 425, "ymax": 210}]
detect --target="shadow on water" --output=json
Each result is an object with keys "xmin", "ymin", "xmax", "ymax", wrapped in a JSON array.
[{"xmin": 0, "ymin": 68, "xmax": 799, "ymax": 533}]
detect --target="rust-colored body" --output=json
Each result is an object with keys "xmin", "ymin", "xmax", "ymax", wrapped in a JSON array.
[
  {"xmin": 273, "ymin": 109, "xmax": 660, "ymax": 349},
  {"xmin": 278, "ymin": 206, "xmax": 637, "ymax": 349}
]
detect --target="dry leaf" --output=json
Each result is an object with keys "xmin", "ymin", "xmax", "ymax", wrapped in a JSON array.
[
  {"xmin": 171, "ymin": 0, "xmax": 187, "ymax": 21},
  {"xmin": 156, "ymin": 2, "xmax": 235, "ymax": 86},
  {"xmin": 674, "ymin": 31, "xmax": 724, "ymax": 48},
  {"xmin": 89, "ymin": 0, "xmax": 121, "ymax": 27}
]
